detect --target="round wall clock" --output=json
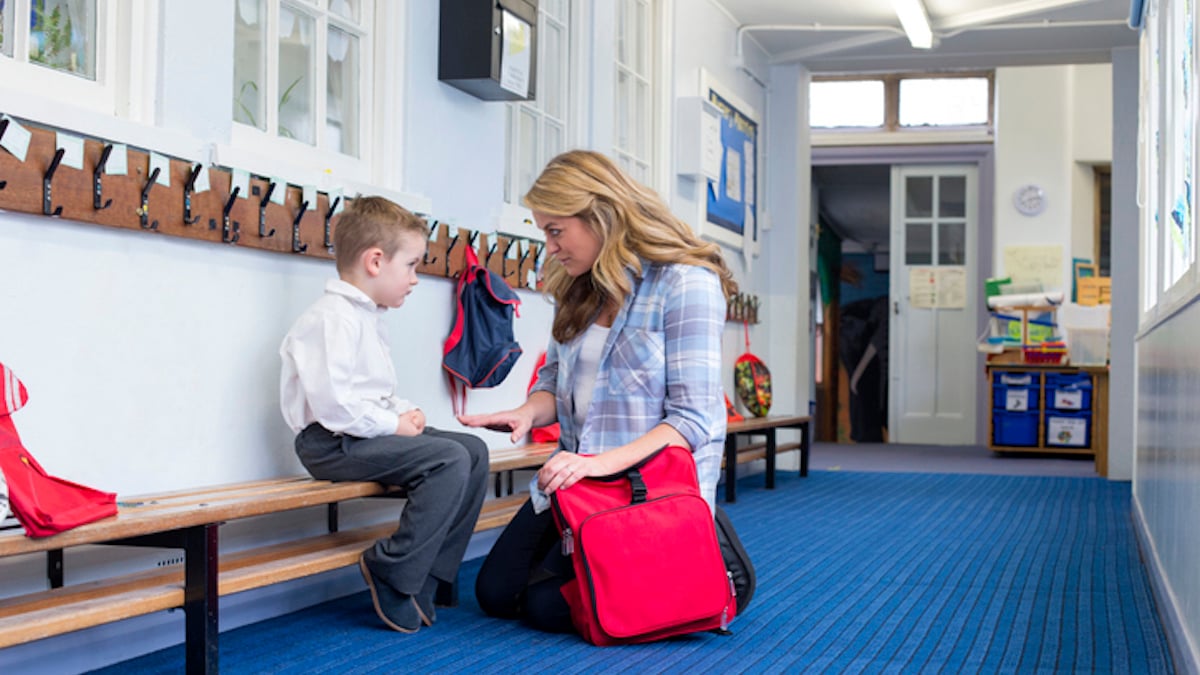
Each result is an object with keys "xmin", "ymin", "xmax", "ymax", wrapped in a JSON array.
[{"xmin": 1013, "ymin": 184, "xmax": 1047, "ymax": 216}]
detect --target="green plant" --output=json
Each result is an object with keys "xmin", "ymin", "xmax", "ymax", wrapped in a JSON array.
[
  {"xmin": 29, "ymin": 1, "xmax": 75, "ymax": 72},
  {"xmin": 233, "ymin": 75, "xmax": 304, "ymax": 139}
]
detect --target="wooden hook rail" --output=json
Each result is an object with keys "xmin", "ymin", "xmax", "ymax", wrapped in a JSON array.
[{"xmin": 0, "ymin": 116, "xmax": 545, "ymax": 291}]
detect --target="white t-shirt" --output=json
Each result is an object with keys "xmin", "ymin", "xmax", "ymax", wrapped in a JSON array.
[{"xmin": 571, "ymin": 323, "xmax": 611, "ymax": 431}]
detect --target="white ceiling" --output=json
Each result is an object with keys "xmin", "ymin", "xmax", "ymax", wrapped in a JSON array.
[
  {"xmin": 718, "ymin": 0, "xmax": 1137, "ymax": 73},
  {"xmin": 723, "ymin": 0, "xmax": 1137, "ymax": 250}
]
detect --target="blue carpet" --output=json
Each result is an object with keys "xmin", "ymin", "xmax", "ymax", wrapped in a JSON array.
[{"xmin": 91, "ymin": 471, "xmax": 1173, "ymax": 674}]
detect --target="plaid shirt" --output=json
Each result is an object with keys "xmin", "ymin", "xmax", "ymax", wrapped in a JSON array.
[{"xmin": 531, "ymin": 262, "xmax": 726, "ymax": 507}]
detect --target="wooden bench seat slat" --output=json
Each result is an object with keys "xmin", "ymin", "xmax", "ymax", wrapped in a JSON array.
[{"xmin": 0, "ymin": 579, "xmax": 182, "ymax": 649}]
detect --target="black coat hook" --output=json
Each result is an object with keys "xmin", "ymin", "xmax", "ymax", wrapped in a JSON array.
[
  {"xmin": 444, "ymin": 232, "xmax": 463, "ymax": 277},
  {"xmin": 257, "ymin": 182, "xmax": 276, "ymax": 238},
  {"xmin": 500, "ymin": 238, "xmax": 517, "ymax": 279},
  {"xmin": 92, "ymin": 144, "xmax": 113, "ymax": 210},
  {"xmin": 423, "ymin": 220, "xmax": 439, "ymax": 266},
  {"xmin": 292, "ymin": 200, "xmax": 309, "ymax": 254},
  {"xmin": 43, "ymin": 148, "xmax": 65, "ymax": 217},
  {"xmin": 486, "ymin": 242, "xmax": 499, "ymax": 265},
  {"xmin": 324, "ymin": 196, "xmax": 341, "ymax": 252},
  {"xmin": 182, "ymin": 163, "xmax": 203, "ymax": 225},
  {"xmin": 138, "ymin": 167, "xmax": 161, "ymax": 230},
  {"xmin": 213, "ymin": 186, "xmax": 241, "ymax": 244},
  {"xmin": 0, "ymin": 119, "xmax": 8, "ymax": 190}
]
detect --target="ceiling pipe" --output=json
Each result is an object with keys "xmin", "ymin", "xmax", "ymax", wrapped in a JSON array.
[{"xmin": 738, "ymin": 17, "xmax": 1129, "ymax": 64}]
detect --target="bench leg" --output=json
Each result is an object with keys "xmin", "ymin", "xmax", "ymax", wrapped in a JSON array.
[
  {"xmin": 494, "ymin": 473, "xmax": 502, "ymax": 499},
  {"xmin": 800, "ymin": 421, "xmax": 810, "ymax": 478},
  {"xmin": 765, "ymin": 430, "xmax": 777, "ymax": 489},
  {"xmin": 184, "ymin": 524, "xmax": 219, "ymax": 675},
  {"xmin": 724, "ymin": 434, "xmax": 738, "ymax": 503},
  {"xmin": 47, "ymin": 549, "xmax": 63, "ymax": 588}
]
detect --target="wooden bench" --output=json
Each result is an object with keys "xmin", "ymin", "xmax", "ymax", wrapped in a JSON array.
[
  {"xmin": 0, "ymin": 445, "xmax": 551, "ymax": 674},
  {"xmin": 723, "ymin": 414, "xmax": 811, "ymax": 503}
]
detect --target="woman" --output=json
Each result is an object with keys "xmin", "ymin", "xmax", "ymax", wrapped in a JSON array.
[{"xmin": 458, "ymin": 149, "xmax": 737, "ymax": 632}]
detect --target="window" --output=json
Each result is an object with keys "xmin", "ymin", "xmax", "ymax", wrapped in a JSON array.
[
  {"xmin": 233, "ymin": 0, "xmax": 370, "ymax": 159},
  {"xmin": 613, "ymin": 0, "xmax": 653, "ymax": 184},
  {"xmin": 810, "ymin": 72, "xmax": 993, "ymax": 133},
  {"xmin": 0, "ymin": 0, "xmax": 119, "ymax": 114},
  {"xmin": 505, "ymin": 0, "xmax": 571, "ymax": 205}
]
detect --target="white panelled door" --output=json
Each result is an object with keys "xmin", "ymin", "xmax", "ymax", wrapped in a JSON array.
[{"xmin": 888, "ymin": 165, "xmax": 978, "ymax": 444}]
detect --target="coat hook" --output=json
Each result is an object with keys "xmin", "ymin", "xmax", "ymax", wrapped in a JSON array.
[
  {"xmin": 324, "ymin": 196, "xmax": 341, "ymax": 252},
  {"xmin": 424, "ymin": 219, "xmax": 439, "ymax": 264},
  {"xmin": 486, "ymin": 241, "xmax": 499, "ymax": 265},
  {"xmin": 182, "ymin": 163, "xmax": 203, "ymax": 225},
  {"xmin": 213, "ymin": 186, "xmax": 241, "ymax": 244},
  {"xmin": 499, "ymin": 239, "xmax": 516, "ymax": 279},
  {"xmin": 43, "ymin": 148, "xmax": 65, "ymax": 216},
  {"xmin": 138, "ymin": 167, "xmax": 161, "ymax": 230},
  {"xmin": 292, "ymin": 201, "xmax": 309, "ymax": 254},
  {"xmin": 92, "ymin": 144, "xmax": 113, "ymax": 210},
  {"xmin": 257, "ymin": 182, "xmax": 277, "ymax": 238},
  {"xmin": 0, "ymin": 119, "xmax": 8, "ymax": 190},
  {"xmin": 444, "ymin": 232, "xmax": 461, "ymax": 277}
]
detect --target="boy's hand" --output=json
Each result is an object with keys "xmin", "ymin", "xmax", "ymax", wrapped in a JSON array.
[
  {"xmin": 395, "ymin": 410, "xmax": 425, "ymax": 437},
  {"xmin": 407, "ymin": 409, "xmax": 426, "ymax": 434},
  {"xmin": 458, "ymin": 410, "xmax": 532, "ymax": 444}
]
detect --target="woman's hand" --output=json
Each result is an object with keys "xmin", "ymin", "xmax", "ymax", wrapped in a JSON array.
[
  {"xmin": 537, "ymin": 452, "xmax": 609, "ymax": 494},
  {"xmin": 458, "ymin": 409, "xmax": 535, "ymax": 443}
]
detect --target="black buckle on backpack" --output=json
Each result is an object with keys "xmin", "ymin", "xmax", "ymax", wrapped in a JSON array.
[{"xmin": 628, "ymin": 469, "xmax": 647, "ymax": 504}]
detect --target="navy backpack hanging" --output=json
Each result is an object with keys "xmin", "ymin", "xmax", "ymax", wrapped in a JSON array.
[{"xmin": 443, "ymin": 244, "xmax": 523, "ymax": 415}]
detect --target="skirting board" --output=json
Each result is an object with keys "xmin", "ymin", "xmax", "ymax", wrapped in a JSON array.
[{"xmin": 1133, "ymin": 494, "xmax": 1200, "ymax": 675}]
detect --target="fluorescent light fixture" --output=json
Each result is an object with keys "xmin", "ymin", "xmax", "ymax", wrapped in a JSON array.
[{"xmin": 892, "ymin": 0, "xmax": 933, "ymax": 49}]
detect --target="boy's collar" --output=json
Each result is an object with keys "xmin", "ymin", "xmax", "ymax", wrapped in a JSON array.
[{"xmin": 325, "ymin": 278, "xmax": 384, "ymax": 312}]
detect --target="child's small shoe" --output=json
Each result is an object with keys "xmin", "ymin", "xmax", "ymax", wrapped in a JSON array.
[{"xmin": 359, "ymin": 553, "xmax": 423, "ymax": 633}]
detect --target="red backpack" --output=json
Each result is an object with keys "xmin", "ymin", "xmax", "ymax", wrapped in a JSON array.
[
  {"xmin": 734, "ymin": 322, "xmax": 772, "ymax": 417},
  {"xmin": 552, "ymin": 445, "xmax": 736, "ymax": 645},
  {"xmin": 0, "ymin": 362, "xmax": 117, "ymax": 538},
  {"xmin": 526, "ymin": 351, "xmax": 560, "ymax": 443},
  {"xmin": 442, "ymin": 245, "xmax": 523, "ymax": 415}
]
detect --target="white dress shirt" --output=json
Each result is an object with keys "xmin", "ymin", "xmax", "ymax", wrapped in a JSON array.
[{"xmin": 279, "ymin": 279, "xmax": 418, "ymax": 437}]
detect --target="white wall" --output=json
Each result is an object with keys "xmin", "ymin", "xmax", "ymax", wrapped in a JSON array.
[{"xmin": 994, "ymin": 66, "xmax": 1075, "ymax": 292}]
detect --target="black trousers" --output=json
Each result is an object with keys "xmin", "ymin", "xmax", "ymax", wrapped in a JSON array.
[
  {"xmin": 474, "ymin": 498, "xmax": 575, "ymax": 633},
  {"xmin": 295, "ymin": 423, "xmax": 488, "ymax": 596}
]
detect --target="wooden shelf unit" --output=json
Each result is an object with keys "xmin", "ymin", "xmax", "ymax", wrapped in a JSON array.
[{"xmin": 986, "ymin": 363, "xmax": 1109, "ymax": 477}]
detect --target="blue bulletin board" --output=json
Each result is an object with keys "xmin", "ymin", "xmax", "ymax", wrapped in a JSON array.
[{"xmin": 701, "ymin": 72, "xmax": 758, "ymax": 251}]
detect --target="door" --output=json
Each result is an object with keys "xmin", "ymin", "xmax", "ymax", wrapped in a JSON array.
[{"xmin": 888, "ymin": 165, "xmax": 978, "ymax": 444}]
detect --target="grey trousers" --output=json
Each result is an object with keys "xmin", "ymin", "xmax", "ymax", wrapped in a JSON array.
[{"xmin": 295, "ymin": 423, "xmax": 489, "ymax": 596}]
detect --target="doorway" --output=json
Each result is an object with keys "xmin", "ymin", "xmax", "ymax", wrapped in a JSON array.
[{"xmin": 811, "ymin": 145, "xmax": 995, "ymax": 447}]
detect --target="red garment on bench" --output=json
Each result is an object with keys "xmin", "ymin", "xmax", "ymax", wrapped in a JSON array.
[{"xmin": 0, "ymin": 362, "xmax": 116, "ymax": 538}]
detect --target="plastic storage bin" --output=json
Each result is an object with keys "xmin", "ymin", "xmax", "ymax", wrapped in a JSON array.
[
  {"xmin": 992, "ymin": 371, "xmax": 1038, "ymax": 411},
  {"xmin": 1045, "ymin": 411, "xmax": 1091, "ymax": 447},
  {"xmin": 993, "ymin": 410, "xmax": 1039, "ymax": 446},
  {"xmin": 1066, "ymin": 327, "xmax": 1109, "ymax": 366},
  {"xmin": 1045, "ymin": 372, "xmax": 1092, "ymax": 411}
]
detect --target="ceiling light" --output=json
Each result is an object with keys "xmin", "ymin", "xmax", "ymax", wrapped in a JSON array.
[{"xmin": 892, "ymin": 0, "xmax": 934, "ymax": 49}]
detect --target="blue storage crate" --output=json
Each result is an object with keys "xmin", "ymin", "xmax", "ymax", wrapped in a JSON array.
[
  {"xmin": 992, "ymin": 371, "xmax": 1038, "ymax": 412},
  {"xmin": 993, "ymin": 410, "xmax": 1039, "ymax": 446},
  {"xmin": 1045, "ymin": 410, "xmax": 1091, "ymax": 448},
  {"xmin": 1045, "ymin": 372, "xmax": 1092, "ymax": 411}
]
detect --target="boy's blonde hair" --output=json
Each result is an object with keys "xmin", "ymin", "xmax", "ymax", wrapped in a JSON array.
[
  {"xmin": 525, "ymin": 150, "xmax": 738, "ymax": 343},
  {"xmin": 332, "ymin": 196, "xmax": 427, "ymax": 276}
]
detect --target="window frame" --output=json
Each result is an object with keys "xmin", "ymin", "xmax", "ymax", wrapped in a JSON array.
[
  {"xmin": 227, "ymin": 0, "xmax": 376, "ymax": 185},
  {"xmin": 612, "ymin": 0, "xmax": 655, "ymax": 187},
  {"xmin": 810, "ymin": 71, "xmax": 995, "ymax": 146},
  {"xmin": 0, "ymin": 0, "xmax": 130, "ymax": 119}
]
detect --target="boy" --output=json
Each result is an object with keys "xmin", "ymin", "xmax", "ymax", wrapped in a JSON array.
[{"xmin": 280, "ymin": 196, "xmax": 488, "ymax": 633}]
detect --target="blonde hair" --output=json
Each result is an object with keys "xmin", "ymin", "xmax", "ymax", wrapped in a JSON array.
[
  {"xmin": 525, "ymin": 150, "xmax": 738, "ymax": 343},
  {"xmin": 332, "ymin": 196, "xmax": 427, "ymax": 276}
]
